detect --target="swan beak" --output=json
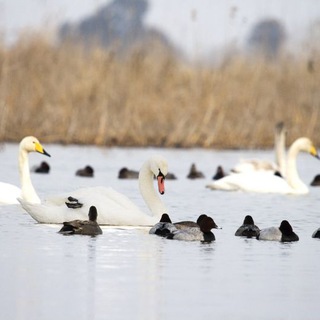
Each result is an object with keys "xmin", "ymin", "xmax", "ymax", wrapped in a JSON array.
[
  {"xmin": 157, "ymin": 174, "xmax": 165, "ymax": 195},
  {"xmin": 310, "ymin": 146, "xmax": 319, "ymax": 159},
  {"xmin": 35, "ymin": 142, "xmax": 51, "ymax": 157}
]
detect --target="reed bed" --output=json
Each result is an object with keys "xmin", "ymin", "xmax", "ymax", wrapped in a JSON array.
[{"xmin": 0, "ymin": 34, "xmax": 319, "ymax": 149}]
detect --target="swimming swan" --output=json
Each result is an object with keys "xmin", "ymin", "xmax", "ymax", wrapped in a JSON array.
[
  {"xmin": 19, "ymin": 155, "xmax": 169, "ymax": 226},
  {"xmin": 232, "ymin": 122, "xmax": 287, "ymax": 176},
  {"xmin": 0, "ymin": 136, "xmax": 50, "ymax": 205},
  {"xmin": 206, "ymin": 137, "xmax": 319, "ymax": 194}
]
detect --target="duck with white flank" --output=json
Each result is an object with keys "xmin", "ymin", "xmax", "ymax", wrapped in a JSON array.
[
  {"xmin": 257, "ymin": 220, "xmax": 299, "ymax": 242},
  {"xmin": 166, "ymin": 216, "xmax": 219, "ymax": 243}
]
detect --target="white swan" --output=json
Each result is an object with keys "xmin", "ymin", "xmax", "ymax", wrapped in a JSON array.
[
  {"xmin": 206, "ymin": 137, "xmax": 319, "ymax": 194},
  {"xmin": 19, "ymin": 155, "xmax": 169, "ymax": 226},
  {"xmin": 0, "ymin": 136, "xmax": 50, "ymax": 205},
  {"xmin": 232, "ymin": 122, "xmax": 286, "ymax": 176}
]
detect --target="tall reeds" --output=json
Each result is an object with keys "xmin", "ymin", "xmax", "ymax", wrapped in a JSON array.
[{"xmin": 0, "ymin": 34, "xmax": 319, "ymax": 148}]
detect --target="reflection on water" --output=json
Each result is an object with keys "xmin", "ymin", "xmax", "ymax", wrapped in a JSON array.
[{"xmin": 0, "ymin": 145, "xmax": 320, "ymax": 319}]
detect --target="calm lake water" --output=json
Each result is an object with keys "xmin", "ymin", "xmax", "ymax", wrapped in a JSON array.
[{"xmin": 0, "ymin": 143, "xmax": 320, "ymax": 320}]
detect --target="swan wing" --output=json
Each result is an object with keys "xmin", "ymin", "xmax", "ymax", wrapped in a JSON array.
[
  {"xmin": 19, "ymin": 186, "xmax": 158, "ymax": 226},
  {"xmin": 207, "ymin": 171, "xmax": 293, "ymax": 194},
  {"xmin": 232, "ymin": 159, "xmax": 278, "ymax": 173}
]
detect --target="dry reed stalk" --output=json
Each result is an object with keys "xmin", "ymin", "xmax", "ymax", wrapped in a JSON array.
[{"xmin": 0, "ymin": 34, "xmax": 319, "ymax": 148}]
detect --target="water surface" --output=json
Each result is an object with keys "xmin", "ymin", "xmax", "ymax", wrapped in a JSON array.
[{"xmin": 0, "ymin": 144, "xmax": 319, "ymax": 320}]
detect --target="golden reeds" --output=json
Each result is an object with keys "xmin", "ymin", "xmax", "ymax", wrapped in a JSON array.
[{"xmin": 0, "ymin": 34, "xmax": 319, "ymax": 148}]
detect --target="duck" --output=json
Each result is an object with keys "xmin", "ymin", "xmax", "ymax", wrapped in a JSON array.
[
  {"xmin": 173, "ymin": 214, "xmax": 208, "ymax": 229},
  {"xmin": 312, "ymin": 228, "xmax": 320, "ymax": 238},
  {"xmin": 235, "ymin": 215, "xmax": 260, "ymax": 238},
  {"xmin": 0, "ymin": 136, "xmax": 50, "ymax": 205},
  {"xmin": 206, "ymin": 137, "xmax": 319, "ymax": 194},
  {"xmin": 76, "ymin": 165, "xmax": 94, "ymax": 177},
  {"xmin": 58, "ymin": 206, "xmax": 102, "ymax": 236},
  {"xmin": 257, "ymin": 220, "xmax": 299, "ymax": 242},
  {"xmin": 149, "ymin": 213, "xmax": 177, "ymax": 236},
  {"xmin": 33, "ymin": 161, "xmax": 50, "ymax": 174},
  {"xmin": 149, "ymin": 213, "xmax": 209, "ymax": 236},
  {"xmin": 18, "ymin": 155, "xmax": 169, "ymax": 226},
  {"xmin": 118, "ymin": 167, "xmax": 139, "ymax": 179},
  {"xmin": 310, "ymin": 174, "xmax": 320, "ymax": 186},
  {"xmin": 187, "ymin": 163, "xmax": 205, "ymax": 179},
  {"xmin": 166, "ymin": 172, "xmax": 177, "ymax": 180},
  {"xmin": 232, "ymin": 122, "xmax": 287, "ymax": 176},
  {"xmin": 166, "ymin": 216, "xmax": 219, "ymax": 242},
  {"xmin": 212, "ymin": 165, "xmax": 226, "ymax": 180}
]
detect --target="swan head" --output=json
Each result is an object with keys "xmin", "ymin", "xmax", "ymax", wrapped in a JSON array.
[
  {"xmin": 20, "ymin": 136, "xmax": 51, "ymax": 157},
  {"xmin": 149, "ymin": 155, "xmax": 168, "ymax": 195},
  {"xmin": 292, "ymin": 137, "xmax": 319, "ymax": 159}
]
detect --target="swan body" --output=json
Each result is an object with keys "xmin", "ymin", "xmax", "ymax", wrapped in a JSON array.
[
  {"xmin": 257, "ymin": 220, "xmax": 299, "ymax": 242},
  {"xmin": 19, "ymin": 155, "xmax": 169, "ymax": 226},
  {"xmin": 232, "ymin": 122, "xmax": 286, "ymax": 175},
  {"xmin": 206, "ymin": 137, "xmax": 319, "ymax": 194},
  {"xmin": 0, "ymin": 136, "xmax": 50, "ymax": 205},
  {"xmin": 59, "ymin": 206, "xmax": 102, "ymax": 236}
]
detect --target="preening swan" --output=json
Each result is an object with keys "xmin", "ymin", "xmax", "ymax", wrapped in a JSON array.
[
  {"xmin": 19, "ymin": 155, "xmax": 169, "ymax": 226},
  {"xmin": 0, "ymin": 136, "xmax": 50, "ymax": 205},
  {"xmin": 232, "ymin": 122, "xmax": 287, "ymax": 176},
  {"xmin": 206, "ymin": 137, "xmax": 319, "ymax": 194}
]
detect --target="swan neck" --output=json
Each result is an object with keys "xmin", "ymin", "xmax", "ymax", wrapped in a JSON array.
[
  {"xmin": 286, "ymin": 142, "xmax": 307, "ymax": 192},
  {"xmin": 19, "ymin": 147, "xmax": 41, "ymax": 203},
  {"xmin": 139, "ymin": 161, "xmax": 167, "ymax": 218},
  {"xmin": 275, "ymin": 128, "xmax": 286, "ymax": 176}
]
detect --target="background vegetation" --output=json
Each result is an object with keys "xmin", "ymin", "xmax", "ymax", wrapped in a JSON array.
[{"xmin": 0, "ymin": 34, "xmax": 319, "ymax": 149}]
